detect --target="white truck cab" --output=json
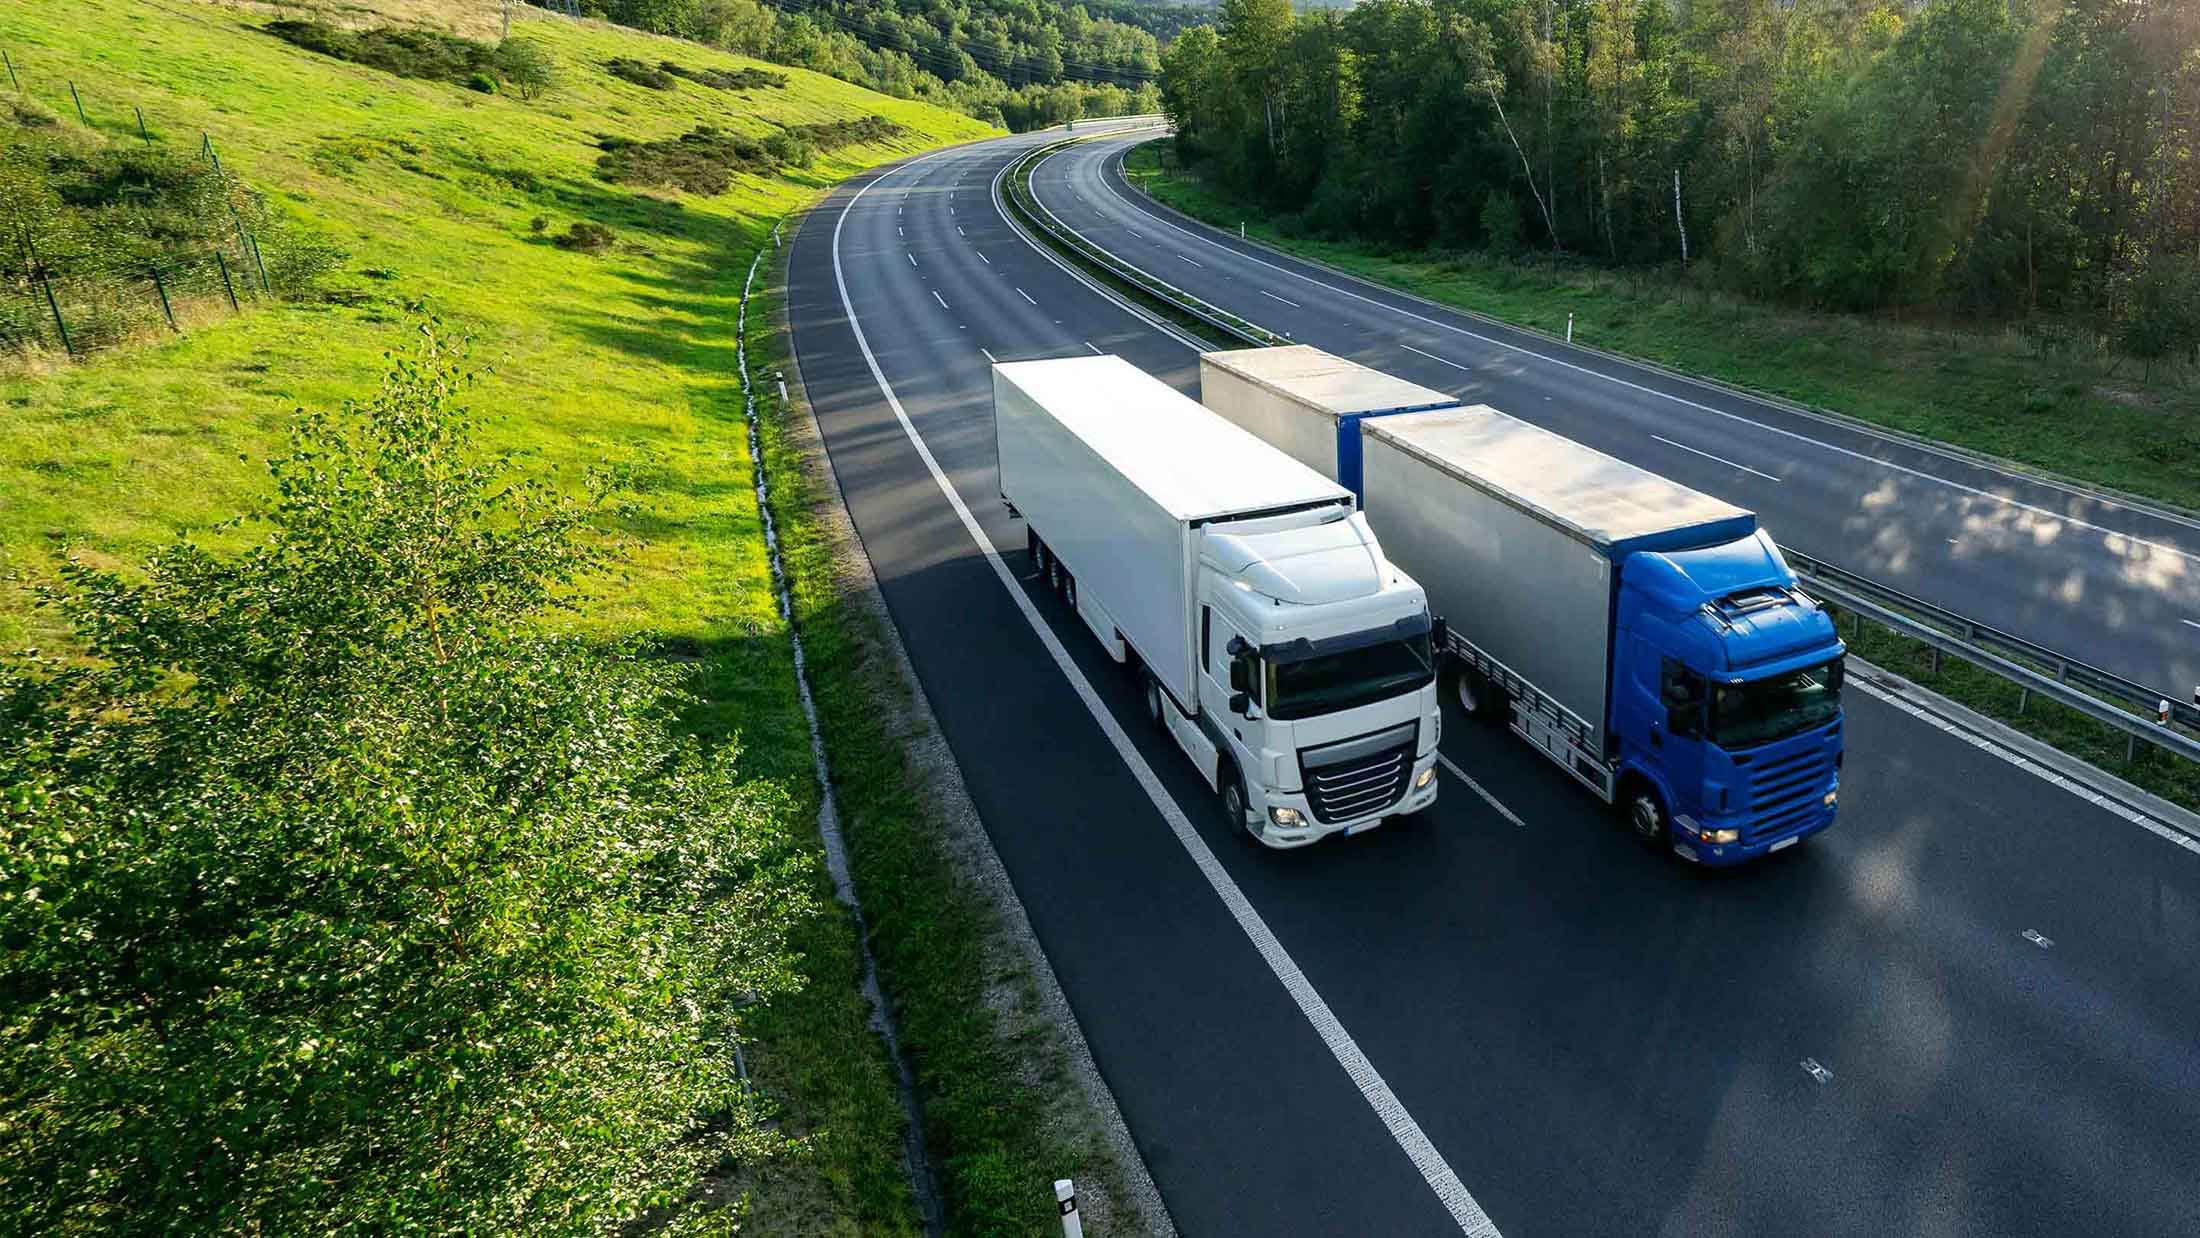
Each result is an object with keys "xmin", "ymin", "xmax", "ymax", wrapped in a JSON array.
[{"xmin": 995, "ymin": 355, "xmax": 1439, "ymax": 848}]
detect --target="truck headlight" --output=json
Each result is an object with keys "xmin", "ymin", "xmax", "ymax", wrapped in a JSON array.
[
  {"xmin": 1268, "ymin": 806, "xmax": 1306, "ymax": 828},
  {"xmin": 1702, "ymin": 826, "xmax": 1740, "ymax": 844},
  {"xmin": 1415, "ymin": 766, "xmax": 1437, "ymax": 790},
  {"xmin": 1823, "ymin": 790, "xmax": 1838, "ymax": 808}
]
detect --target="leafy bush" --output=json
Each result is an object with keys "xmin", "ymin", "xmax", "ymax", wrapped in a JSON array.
[
  {"xmin": 552, "ymin": 219, "xmax": 617, "ymax": 252},
  {"xmin": 0, "ymin": 326, "xmax": 813, "ymax": 1231},
  {"xmin": 266, "ymin": 21, "xmax": 553, "ymax": 100},
  {"xmin": 784, "ymin": 115, "xmax": 905, "ymax": 152},
  {"xmin": 491, "ymin": 38, "xmax": 557, "ymax": 100},
  {"xmin": 659, "ymin": 60, "xmax": 786, "ymax": 91},
  {"xmin": 595, "ymin": 126, "xmax": 775, "ymax": 194},
  {"xmin": 605, "ymin": 57, "xmax": 678, "ymax": 90}
]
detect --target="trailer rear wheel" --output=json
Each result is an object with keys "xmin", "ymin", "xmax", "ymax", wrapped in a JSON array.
[
  {"xmin": 1061, "ymin": 572, "xmax": 1077, "ymax": 609},
  {"xmin": 1452, "ymin": 663, "xmax": 1501, "ymax": 722},
  {"xmin": 1027, "ymin": 528, "xmax": 1044, "ymax": 567},
  {"xmin": 1143, "ymin": 671, "xmax": 1166, "ymax": 730}
]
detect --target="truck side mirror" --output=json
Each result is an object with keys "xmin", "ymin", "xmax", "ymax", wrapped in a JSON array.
[
  {"xmin": 1228, "ymin": 657, "xmax": 1252, "ymax": 694},
  {"xmin": 1229, "ymin": 692, "xmax": 1250, "ymax": 715},
  {"xmin": 1430, "ymin": 617, "xmax": 1448, "ymax": 652}
]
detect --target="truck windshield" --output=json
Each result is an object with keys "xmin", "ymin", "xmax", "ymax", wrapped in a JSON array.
[
  {"xmin": 1710, "ymin": 659, "xmax": 1843, "ymax": 749},
  {"xmin": 1265, "ymin": 634, "xmax": 1434, "ymax": 721}
]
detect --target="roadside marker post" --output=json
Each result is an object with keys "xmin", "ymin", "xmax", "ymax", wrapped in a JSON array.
[
  {"xmin": 1054, "ymin": 1179, "xmax": 1084, "ymax": 1238},
  {"xmin": 1567, "ymin": 312, "xmax": 1574, "ymax": 343}
]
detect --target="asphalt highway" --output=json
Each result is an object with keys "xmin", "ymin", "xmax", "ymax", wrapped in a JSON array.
[
  {"xmin": 1028, "ymin": 134, "xmax": 2200, "ymax": 704},
  {"xmin": 785, "ymin": 127, "xmax": 2200, "ymax": 1236}
]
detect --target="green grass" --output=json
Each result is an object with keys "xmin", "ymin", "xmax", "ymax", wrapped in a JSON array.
[
  {"xmin": 1124, "ymin": 143, "xmax": 2200, "ymax": 510},
  {"xmin": 0, "ymin": 0, "xmax": 994, "ymax": 1228},
  {"xmin": 748, "ymin": 254, "xmax": 1151, "ymax": 1235}
]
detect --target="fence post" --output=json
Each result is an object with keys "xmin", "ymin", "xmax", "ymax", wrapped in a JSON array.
[
  {"xmin": 150, "ymin": 266, "xmax": 178, "ymax": 330},
  {"xmin": 214, "ymin": 250, "xmax": 240, "ymax": 311},
  {"xmin": 3, "ymin": 48, "xmax": 18, "ymax": 93},
  {"xmin": 136, "ymin": 105, "xmax": 151, "ymax": 144},
  {"xmin": 1053, "ymin": 1180, "xmax": 1084, "ymax": 1238},
  {"xmin": 247, "ymin": 234, "xmax": 271, "ymax": 293},
  {"xmin": 69, "ymin": 81, "xmax": 87, "ymax": 126},
  {"xmin": 1928, "ymin": 647, "xmax": 1941, "ymax": 676},
  {"xmin": 2017, "ymin": 686, "xmax": 2030, "ymax": 715},
  {"xmin": 39, "ymin": 274, "xmax": 72, "ymax": 356}
]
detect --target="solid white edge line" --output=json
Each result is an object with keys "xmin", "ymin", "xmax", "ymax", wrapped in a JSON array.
[
  {"xmin": 830, "ymin": 147, "xmax": 1502, "ymax": 1238},
  {"xmin": 1400, "ymin": 344, "xmax": 1470, "ymax": 372},
  {"xmin": 1849, "ymin": 680, "xmax": 2200, "ymax": 858},
  {"xmin": 1651, "ymin": 434, "xmax": 1783, "ymax": 483},
  {"xmin": 1259, "ymin": 289, "xmax": 1302, "ymax": 308},
  {"xmin": 1079, "ymin": 139, "xmax": 2200, "ymax": 566},
  {"xmin": 1437, "ymin": 755, "xmax": 1526, "ymax": 829}
]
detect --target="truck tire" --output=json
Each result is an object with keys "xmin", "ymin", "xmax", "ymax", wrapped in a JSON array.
[
  {"xmin": 1219, "ymin": 765, "xmax": 1255, "ymax": 843},
  {"xmin": 1046, "ymin": 554, "xmax": 1063, "ymax": 595},
  {"xmin": 1061, "ymin": 571, "xmax": 1077, "ymax": 609},
  {"xmin": 1451, "ymin": 663, "xmax": 1501, "ymax": 723},
  {"xmin": 1623, "ymin": 782, "xmax": 1669, "ymax": 851},
  {"xmin": 1143, "ymin": 670, "xmax": 1166, "ymax": 730},
  {"xmin": 1027, "ymin": 528, "xmax": 1044, "ymax": 567}
]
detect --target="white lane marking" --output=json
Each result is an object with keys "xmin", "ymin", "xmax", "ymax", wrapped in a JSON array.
[
  {"xmin": 1259, "ymin": 289, "xmax": 1301, "ymax": 308},
  {"xmin": 980, "ymin": 347, "xmax": 997, "ymax": 363},
  {"xmin": 1091, "ymin": 153, "xmax": 2200, "ymax": 564},
  {"xmin": 2182, "ymin": 619, "xmax": 2200, "ymax": 630},
  {"xmin": 978, "ymin": 251, "xmax": 991, "ymax": 265},
  {"xmin": 1802, "ymin": 1058, "xmax": 1834, "ymax": 1085},
  {"xmin": 1437, "ymin": 754, "xmax": 1525, "ymax": 829},
  {"xmin": 1850, "ymin": 677, "xmax": 2200, "ymax": 858},
  {"xmin": 932, "ymin": 290, "xmax": 949, "ymax": 310},
  {"xmin": 958, "ymin": 225, "xmax": 966, "ymax": 236},
  {"xmin": 1001, "ymin": 148, "xmax": 1206, "ymax": 354},
  {"xmin": 1651, "ymin": 434, "xmax": 1782, "ymax": 483},
  {"xmin": 898, "ymin": 226, "xmax": 903, "ymax": 236},
  {"xmin": 1177, "ymin": 253, "xmax": 1203, "ymax": 267},
  {"xmin": 908, "ymin": 253, "xmax": 917, "ymax": 267},
  {"xmin": 1084, "ymin": 341, "xmax": 1104, "ymax": 354},
  {"xmin": 1017, "ymin": 287, "xmax": 1037, "ymax": 305},
  {"xmin": 832, "ymin": 151, "xmax": 1502, "ymax": 1238},
  {"xmin": 1401, "ymin": 344, "xmax": 1470, "ymax": 372},
  {"xmin": 2022, "ymin": 929, "xmax": 2054, "ymax": 949}
]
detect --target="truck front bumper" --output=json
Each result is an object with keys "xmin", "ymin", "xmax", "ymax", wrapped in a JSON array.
[
  {"xmin": 1670, "ymin": 802, "xmax": 1836, "ymax": 866},
  {"xmin": 1250, "ymin": 754, "xmax": 1439, "ymax": 849}
]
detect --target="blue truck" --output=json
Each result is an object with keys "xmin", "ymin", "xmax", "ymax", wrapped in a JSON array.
[{"xmin": 1199, "ymin": 346, "xmax": 1846, "ymax": 864}]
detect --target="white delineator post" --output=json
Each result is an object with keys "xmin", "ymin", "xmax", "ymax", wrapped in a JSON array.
[
  {"xmin": 1240, "ymin": 221, "xmax": 1246, "ymax": 239},
  {"xmin": 1055, "ymin": 1179, "xmax": 1084, "ymax": 1238},
  {"xmin": 1566, "ymin": 312, "xmax": 1574, "ymax": 343}
]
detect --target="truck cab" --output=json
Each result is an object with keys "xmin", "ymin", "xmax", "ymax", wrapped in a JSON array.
[
  {"xmin": 1612, "ymin": 530, "xmax": 1845, "ymax": 863},
  {"xmin": 1187, "ymin": 510, "xmax": 1443, "ymax": 847}
]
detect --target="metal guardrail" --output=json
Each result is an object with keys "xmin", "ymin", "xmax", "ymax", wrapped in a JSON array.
[
  {"xmin": 1006, "ymin": 133, "xmax": 2200, "ymax": 773},
  {"xmin": 1790, "ymin": 552, "xmax": 2200, "ymax": 765},
  {"xmin": 1002, "ymin": 138, "xmax": 1281, "ymax": 349}
]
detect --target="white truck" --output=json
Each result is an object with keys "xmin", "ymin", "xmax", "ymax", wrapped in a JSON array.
[{"xmin": 993, "ymin": 355, "xmax": 1442, "ymax": 847}]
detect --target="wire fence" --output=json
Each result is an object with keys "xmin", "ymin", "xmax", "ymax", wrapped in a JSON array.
[{"xmin": 4, "ymin": 50, "xmax": 336, "ymax": 361}]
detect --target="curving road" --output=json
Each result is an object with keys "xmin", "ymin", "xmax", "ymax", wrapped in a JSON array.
[
  {"xmin": 1027, "ymin": 132, "xmax": 2200, "ymax": 703},
  {"xmin": 785, "ymin": 126, "xmax": 2200, "ymax": 1236}
]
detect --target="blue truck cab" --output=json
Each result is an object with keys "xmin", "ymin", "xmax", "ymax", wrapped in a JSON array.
[{"xmin": 1611, "ymin": 530, "xmax": 1845, "ymax": 864}]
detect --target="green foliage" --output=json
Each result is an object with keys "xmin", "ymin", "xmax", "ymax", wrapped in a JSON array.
[
  {"xmin": 552, "ymin": 219, "xmax": 618, "ymax": 252},
  {"xmin": 2115, "ymin": 256, "xmax": 2200, "ymax": 370},
  {"xmin": 0, "ymin": 325, "xmax": 817, "ymax": 1232},
  {"xmin": 605, "ymin": 56, "xmax": 679, "ymax": 90},
  {"xmin": 596, "ymin": 119, "xmax": 906, "ymax": 194},
  {"xmin": 661, "ymin": 59, "xmax": 788, "ymax": 91},
  {"xmin": 1479, "ymin": 189, "xmax": 1523, "ymax": 257},
  {"xmin": 266, "ymin": 20, "xmax": 556, "ymax": 100},
  {"xmin": 1160, "ymin": 0, "xmax": 2200, "ymax": 333}
]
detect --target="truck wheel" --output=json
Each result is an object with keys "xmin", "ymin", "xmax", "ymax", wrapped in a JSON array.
[
  {"xmin": 1452, "ymin": 664, "xmax": 1499, "ymax": 721},
  {"xmin": 1219, "ymin": 767, "xmax": 1255, "ymax": 843},
  {"xmin": 1028, "ymin": 529, "xmax": 1044, "ymax": 567},
  {"xmin": 1046, "ymin": 555, "xmax": 1062, "ymax": 594},
  {"xmin": 1062, "ymin": 572, "xmax": 1077, "ymax": 609},
  {"xmin": 1624, "ymin": 784, "xmax": 1669, "ymax": 850},
  {"xmin": 1143, "ymin": 671, "xmax": 1166, "ymax": 730}
]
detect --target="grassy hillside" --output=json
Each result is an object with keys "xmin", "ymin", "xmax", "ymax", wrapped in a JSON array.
[{"xmin": 0, "ymin": 0, "xmax": 991, "ymax": 1229}]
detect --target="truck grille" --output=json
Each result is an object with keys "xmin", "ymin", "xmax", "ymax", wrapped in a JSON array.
[
  {"xmin": 1746, "ymin": 743, "xmax": 1833, "ymax": 838},
  {"xmin": 1299, "ymin": 722, "xmax": 1418, "ymax": 825}
]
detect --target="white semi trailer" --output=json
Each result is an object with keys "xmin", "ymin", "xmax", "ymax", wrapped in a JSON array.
[{"xmin": 993, "ymin": 355, "xmax": 1442, "ymax": 847}]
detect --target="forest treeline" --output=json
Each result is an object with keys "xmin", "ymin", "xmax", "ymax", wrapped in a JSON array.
[
  {"xmin": 1161, "ymin": 0, "xmax": 2200, "ymax": 356},
  {"xmin": 563, "ymin": 0, "xmax": 1175, "ymax": 128}
]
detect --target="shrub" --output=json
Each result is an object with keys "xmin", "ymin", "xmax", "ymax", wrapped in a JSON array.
[
  {"xmin": 762, "ymin": 132, "xmax": 814, "ymax": 168},
  {"xmin": 0, "ymin": 325, "xmax": 812, "ymax": 1231},
  {"xmin": 595, "ymin": 126, "xmax": 775, "ymax": 194},
  {"xmin": 6, "ymin": 94, "xmax": 59, "ymax": 129},
  {"xmin": 659, "ymin": 60, "xmax": 786, "ymax": 92},
  {"xmin": 465, "ymin": 70, "xmax": 498, "ymax": 93},
  {"xmin": 604, "ymin": 57, "xmax": 678, "ymax": 90},
  {"xmin": 492, "ymin": 38, "xmax": 557, "ymax": 100},
  {"xmin": 552, "ymin": 219, "xmax": 617, "ymax": 252},
  {"xmin": 529, "ymin": 214, "xmax": 549, "ymax": 232}
]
